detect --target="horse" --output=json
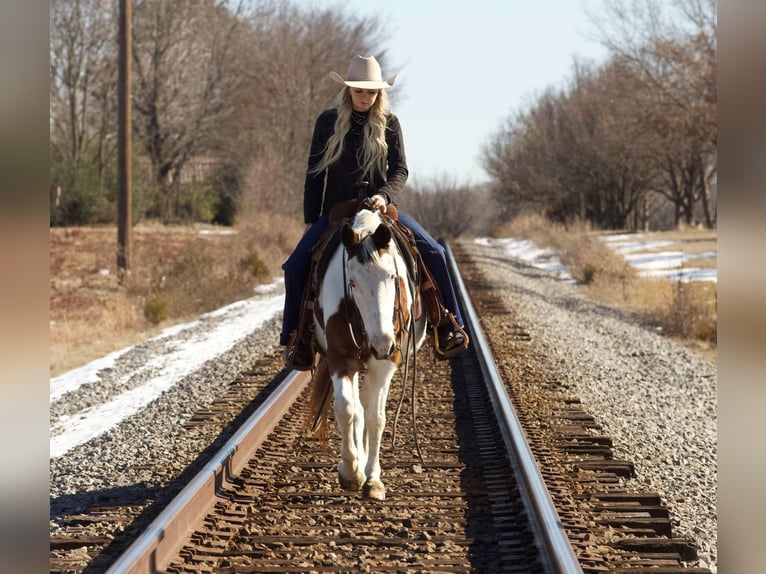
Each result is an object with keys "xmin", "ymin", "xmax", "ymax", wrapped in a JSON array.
[{"xmin": 307, "ymin": 207, "xmax": 428, "ymax": 500}]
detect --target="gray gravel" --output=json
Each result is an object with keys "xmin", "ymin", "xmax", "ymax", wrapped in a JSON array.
[
  {"xmin": 465, "ymin": 238, "xmax": 717, "ymax": 571},
  {"xmin": 49, "ymin": 291, "xmax": 285, "ymax": 532}
]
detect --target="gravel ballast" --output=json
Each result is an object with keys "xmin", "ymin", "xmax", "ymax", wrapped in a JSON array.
[
  {"xmin": 461, "ymin": 238, "xmax": 717, "ymax": 571},
  {"xmin": 50, "ymin": 298, "xmax": 284, "ymax": 527}
]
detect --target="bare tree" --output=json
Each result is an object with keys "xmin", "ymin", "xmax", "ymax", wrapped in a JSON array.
[
  {"xmin": 50, "ymin": 0, "xmax": 117, "ymax": 222},
  {"xmin": 561, "ymin": 59, "xmax": 662, "ymax": 229},
  {"xmin": 49, "ymin": 0, "xmax": 394, "ymax": 225},
  {"xmin": 483, "ymin": 58, "xmax": 663, "ymax": 230},
  {"xmin": 398, "ymin": 176, "xmax": 498, "ymax": 239},
  {"xmin": 587, "ymin": 0, "xmax": 717, "ymax": 227},
  {"xmin": 235, "ymin": 3, "xmax": 391, "ymax": 218},
  {"xmin": 130, "ymin": 0, "xmax": 246, "ymax": 221},
  {"xmin": 485, "ymin": 0, "xmax": 716, "ymax": 230},
  {"xmin": 483, "ymin": 91, "xmax": 570, "ymax": 221}
]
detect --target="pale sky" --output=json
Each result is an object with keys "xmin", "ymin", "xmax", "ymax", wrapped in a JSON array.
[{"xmin": 308, "ymin": 0, "xmax": 609, "ymax": 184}]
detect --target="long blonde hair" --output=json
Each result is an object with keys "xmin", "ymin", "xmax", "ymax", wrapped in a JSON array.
[{"xmin": 310, "ymin": 87, "xmax": 391, "ymax": 180}]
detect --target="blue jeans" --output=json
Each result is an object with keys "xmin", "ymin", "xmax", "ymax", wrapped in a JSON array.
[{"xmin": 279, "ymin": 211, "xmax": 464, "ymax": 345}]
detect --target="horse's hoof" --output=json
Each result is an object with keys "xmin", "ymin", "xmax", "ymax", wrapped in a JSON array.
[
  {"xmin": 338, "ymin": 471, "xmax": 364, "ymax": 492},
  {"xmin": 363, "ymin": 479, "xmax": 386, "ymax": 500}
]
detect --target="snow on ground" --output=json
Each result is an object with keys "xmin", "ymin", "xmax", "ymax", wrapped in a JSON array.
[
  {"xmin": 474, "ymin": 237, "xmax": 574, "ymax": 283},
  {"xmin": 476, "ymin": 233, "xmax": 717, "ymax": 284},
  {"xmin": 49, "ymin": 279, "xmax": 284, "ymax": 459},
  {"xmin": 600, "ymin": 233, "xmax": 717, "ymax": 283}
]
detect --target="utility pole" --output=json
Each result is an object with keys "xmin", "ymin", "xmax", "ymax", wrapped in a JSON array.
[{"xmin": 117, "ymin": 0, "xmax": 132, "ymax": 283}]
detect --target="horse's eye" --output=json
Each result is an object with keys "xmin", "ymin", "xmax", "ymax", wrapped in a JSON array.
[{"xmin": 349, "ymin": 279, "xmax": 356, "ymax": 289}]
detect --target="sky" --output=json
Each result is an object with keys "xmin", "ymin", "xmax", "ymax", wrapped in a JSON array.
[
  {"xmin": 308, "ymin": 0, "xmax": 610, "ymax": 184},
  {"xmin": 50, "ymin": 230, "xmax": 716, "ymax": 459}
]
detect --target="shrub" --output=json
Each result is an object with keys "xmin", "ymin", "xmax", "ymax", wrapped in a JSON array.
[
  {"xmin": 143, "ymin": 293, "xmax": 168, "ymax": 325},
  {"xmin": 49, "ymin": 140, "xmax": 117, "ymax": 226},
  {"xmin": 657, "ymin": 280, "xmax": 718, "ymax": 343},
  {"xmin": 582, "ymin": 263, "xmax": 597, "ymax": 285},
  {"xmin": 141, "ymin": 238, "xmax": 269, "ymax": 322},
  {"xmin": 210, "ymin": 163, "xmax": 241, "ymax": 226},
  {"xmin": 178, "ymin": 182, "xmax": 220, "ymax": 223},
  {"xmin": 240, "ymin": 248, "xmax": 269, "ymax": 279},
  {"xmin": 494, "ymin": 214, "xmax": 717, "ymax": 352}
]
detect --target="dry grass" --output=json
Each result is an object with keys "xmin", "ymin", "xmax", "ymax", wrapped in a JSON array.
[
  {"xmin": 493, "ymin": 215, "xmax": 717, "ymax": 362},
  {"xmin": 52, "ymin": 213, "xmax": 717, "ymax": 377},
  {"xmin": 50, "ymin": 214, "xmax": 303, "ymax": 377}
]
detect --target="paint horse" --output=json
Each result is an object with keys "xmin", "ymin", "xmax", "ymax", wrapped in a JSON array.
[{"xmin": 308, "ymin": 207, "xmax": 427, "ymax": 500}]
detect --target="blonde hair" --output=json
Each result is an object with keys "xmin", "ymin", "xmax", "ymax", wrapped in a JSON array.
[{"xmin": 310, "ymin": 87, "xmax": 391, "ymax": 180}]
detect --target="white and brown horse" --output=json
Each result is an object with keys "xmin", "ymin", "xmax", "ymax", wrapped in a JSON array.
[{"xmin": 308, "ymin": 208, "xmax": 427, "ymax": 500}]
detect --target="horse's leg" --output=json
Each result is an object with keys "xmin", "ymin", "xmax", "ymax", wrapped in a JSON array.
[
  {"xmin": 333, "ymin": 371, "xmax": 366, "ymax": 491},
  {"xmin": 359, "ymin": 360, "xmax": 396, "ymax": 500}
]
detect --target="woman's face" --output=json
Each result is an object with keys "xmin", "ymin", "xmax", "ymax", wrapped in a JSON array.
[{"xmin": 350, "ymin": 88, "xmax": 379, "ymax": 112}]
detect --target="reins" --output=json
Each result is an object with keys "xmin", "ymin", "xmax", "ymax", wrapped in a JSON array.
[
  {"xmin": 341, "ymin": 247, "xmax": 367, "ymax": 356},
  {"xmin": 389, "ymin": 235, "xmax": 425, "ymax": 465}
]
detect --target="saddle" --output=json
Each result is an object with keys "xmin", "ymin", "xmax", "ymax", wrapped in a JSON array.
[{"xmin": 285, "ymin": 195, "xmax": 453, "ymax": 370}]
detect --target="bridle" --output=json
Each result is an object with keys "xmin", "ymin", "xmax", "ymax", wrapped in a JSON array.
[
  {"xmin": 341, "ymin": 245, "xmax": 368, "ymax": 357},
  {"xmin": 341, "ymin": 222, "xmax": 412, "ymax": 362}
]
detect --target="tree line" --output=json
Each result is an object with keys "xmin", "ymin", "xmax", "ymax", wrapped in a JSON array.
[
  {"xmin": 50, "ymin": 0, "xmax": 716, "ymax": 232},
  {"xmin": 50, "ymin": 0, "xmax": 391, "ymax": 226},
  {"xmin": 483, "ymin": 0, "xmax": 716, "ymax": 230}
]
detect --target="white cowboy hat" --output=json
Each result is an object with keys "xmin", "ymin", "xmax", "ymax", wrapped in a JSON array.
[{"xmin": 329, "ymin": 55, "xmax": 397, "ymax": 89}]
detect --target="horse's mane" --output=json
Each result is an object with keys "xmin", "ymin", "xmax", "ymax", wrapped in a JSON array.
[{"xmin": 350, "ymin": 210, "xmax": 392, "ymax": 266}]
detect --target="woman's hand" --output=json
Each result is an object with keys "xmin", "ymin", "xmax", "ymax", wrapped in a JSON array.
[{"xmin": 369, "ymin": 194, "xmax": 386, "ymax": 212}]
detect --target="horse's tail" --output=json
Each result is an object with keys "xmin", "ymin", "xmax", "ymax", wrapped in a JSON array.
[{"xmin": 304, "ymin": 356, "xmax": 332, "ymax": 452}]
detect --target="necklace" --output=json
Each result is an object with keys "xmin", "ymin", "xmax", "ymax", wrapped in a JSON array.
[{"xmin": 351, "ymin": 110, "xmax": 369, "ymax": 125}]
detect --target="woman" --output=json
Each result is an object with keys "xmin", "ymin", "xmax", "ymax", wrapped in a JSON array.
[{"xmin": 281, "ymin": 55, "xmax": 465, "ymax": 369}]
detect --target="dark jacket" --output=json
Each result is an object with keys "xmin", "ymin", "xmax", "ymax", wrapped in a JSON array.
[{"xmin": 303, "ymin": 108, "xmax": 408, "ymax": 224}]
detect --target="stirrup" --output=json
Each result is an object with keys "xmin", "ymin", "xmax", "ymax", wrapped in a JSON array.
[
  {"xmin": 433, "ymin": 315, "xmax": 469, "ymax": 359},
  {"xmin": 284, "ymin": 330, "xmax": 315, "ymax": 371}
]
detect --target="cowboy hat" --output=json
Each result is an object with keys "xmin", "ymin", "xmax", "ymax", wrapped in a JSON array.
[{"xmin": 329, "ymin": 55, "xmax": 397, "ymax": 89}]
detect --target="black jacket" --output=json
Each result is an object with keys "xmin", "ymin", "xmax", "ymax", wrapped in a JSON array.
[{"xmin": 303, "ymin": 108, "xmax": 408, "ymax": 224}]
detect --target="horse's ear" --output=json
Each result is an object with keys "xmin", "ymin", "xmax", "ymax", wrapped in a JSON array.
[
  {"xmin": 372, "ymin": 223, "xmax": 392, "ymax": 251},
  {"xmin": 341, "ymin": 223, "xmax": 358, "ymax": 249}
]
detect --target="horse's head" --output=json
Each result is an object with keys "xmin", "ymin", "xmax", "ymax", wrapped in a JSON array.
[{"xmin": 340, "ymin": 210, "xmax": 406, "ymax": 361}]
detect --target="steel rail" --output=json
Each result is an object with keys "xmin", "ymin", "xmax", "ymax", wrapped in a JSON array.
[
  {"xmin": 105, "ymin": 370, "xmax": 312, "ymax": 574},
  {"xmin": 444, "ymin": 242, "xmax": 583, "ymax": 574},
  {"xmin": 106, "ymin": 245, "xmax": 580, "ymax": 573}
]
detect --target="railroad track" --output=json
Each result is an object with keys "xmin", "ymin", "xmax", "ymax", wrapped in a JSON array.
[{"xmin": 51, "ymin": 243, "xmax": 711, "ymax": 574}]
